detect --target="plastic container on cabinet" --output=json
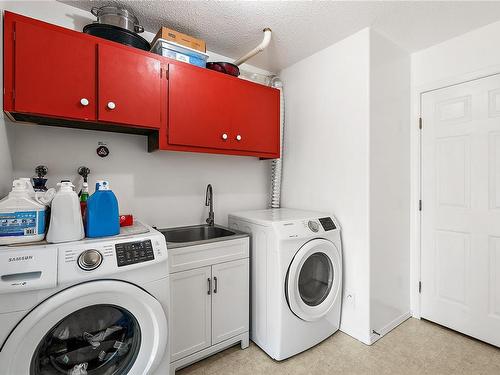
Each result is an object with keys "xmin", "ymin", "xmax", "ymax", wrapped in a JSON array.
[
  {"xmin": 0, "ymin": 179, "xmax": 46, "ymax": 245},
  {"xmin": 85, "ymin": 180, "xmax": 120, "ymax": 238},
  {"xmin": 151, "ymin": 38, "xmax": 209, "ymax": 68}
]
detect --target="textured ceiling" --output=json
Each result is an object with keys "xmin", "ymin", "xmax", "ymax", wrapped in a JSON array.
[{"xmin": 59, "ymin": 0, "xmax": 500, "ymax": 72}]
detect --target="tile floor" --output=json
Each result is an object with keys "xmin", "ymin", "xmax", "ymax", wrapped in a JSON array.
[{"xmin": 177, "ymin": 318, "xmax": 500, "ymax": 375}]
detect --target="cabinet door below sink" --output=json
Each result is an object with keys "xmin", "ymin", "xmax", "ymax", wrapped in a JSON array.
[
  {"xmin": 212, "ymin": 259, "xmax": 249, "ymax": 345},
  {"xmin": 171, "ymin": 266, "xmax": 212, "ymax": 361}
]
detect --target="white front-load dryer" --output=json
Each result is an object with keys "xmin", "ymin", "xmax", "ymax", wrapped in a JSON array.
[
  {"xmin": 229, "ymin": 208, "xmax": 342, "ymax": 360},
  {"xmin": 0, "ymin": 223, "xmax": 170, "ymax": 375}
]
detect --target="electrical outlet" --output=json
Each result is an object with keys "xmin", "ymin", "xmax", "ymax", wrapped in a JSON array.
[{"xmin": 344, "ymin": 291, "xmax": 356, "ymax": 308}]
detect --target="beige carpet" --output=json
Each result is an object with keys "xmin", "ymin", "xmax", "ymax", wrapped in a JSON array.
[{"xmin": 177, "ymin": 318, "xmax": 500, "ymax": 374}]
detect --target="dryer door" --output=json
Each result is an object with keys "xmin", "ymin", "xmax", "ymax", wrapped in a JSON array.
[
  {"xmin": 286, "ymin": 239, "xmax": 342, "ymax": 321},
  {"xmin": 0, "ymin": 280, "xmax": 167, "ymax": 375}
]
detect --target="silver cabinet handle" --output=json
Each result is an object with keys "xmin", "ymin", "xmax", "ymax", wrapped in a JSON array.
[
  {"xmin": 107, "ymin": 101, "xmax": 116, "ymax": 110},
  {"xmin": 213, "ymin": 276, "xmax": 218, "ymax": 294},
  {"xmin": 236, "ymin": 135, "xmax": 242, "ymax": 141},
  {"xmin": 207, "ymin": 278, "xmax": 211, "ymax": 295},
  {"xmin": 80, "ymin": 98, "xmax": 89, "ymax": 106},
  {"xmin": 221, "ymin": 133, "xmax": 228, "ymax": 140}
]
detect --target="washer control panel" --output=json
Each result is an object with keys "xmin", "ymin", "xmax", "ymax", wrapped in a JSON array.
[{"xmin": 115, "ymin": 240, "xmax": 154, "ymax": 267}]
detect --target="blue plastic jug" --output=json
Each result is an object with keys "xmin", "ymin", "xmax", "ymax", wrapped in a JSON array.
[{"xmin": 85, "ymin": 180, "xmax": 119, "ymax": 238}]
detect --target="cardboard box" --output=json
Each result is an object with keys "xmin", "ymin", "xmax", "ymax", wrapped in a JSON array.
[{"xmin": 152, "ymin": 27, "xmax": 206, "ymax": 53}]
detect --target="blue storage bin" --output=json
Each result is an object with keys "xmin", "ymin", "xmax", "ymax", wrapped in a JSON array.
[{"xmin": 151, "ymin": 38, "xmax": 209, "ymax": 68}]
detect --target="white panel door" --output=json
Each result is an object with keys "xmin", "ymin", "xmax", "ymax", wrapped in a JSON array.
[
  {"xmin": 211, "ymin": 259, "xmax": 249, "ymax": 345},
  {"xmin": 421, "ymin": 74, "xmax": 500, "ymax": 347},
  {"xmin": 170, "ymin": 266, "xmax": 212, "ymax": 361}
]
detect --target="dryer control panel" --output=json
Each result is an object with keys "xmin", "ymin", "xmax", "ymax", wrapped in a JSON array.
[{"xmin": 319, "ymin": 217, "xmax": 336, "ymax": 231}]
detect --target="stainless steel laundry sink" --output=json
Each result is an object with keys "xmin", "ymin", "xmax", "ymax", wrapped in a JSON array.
[{"xmin": 159, "ymin": 224, "xmax": 247, "ymax": 248}]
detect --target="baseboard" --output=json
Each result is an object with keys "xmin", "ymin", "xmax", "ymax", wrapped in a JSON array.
[
  {"xmin": 339, "ymin": 324, "xmax": 372, "ymax": 346},
  {"xmin": 171, "ymin": 332, "xmax": 249, "ymax": 373},
  {"xmin": 369, "ymin": 311, "xmax": 412, "ymax": 344}
]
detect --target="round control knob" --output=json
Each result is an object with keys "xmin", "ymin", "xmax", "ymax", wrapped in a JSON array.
[
  {"xmin": 221, "ymin": 133, "xmax": 228, "ymax": 140},
  {"xmin": 107, "ymin": 101, "xmax": 116, "ymax": 110},
  {"xmin": 308, "ymin": 220, "xmax": 319, "ymax": 232},
  {"xmin": 78, "ymin": 249, "xmax": 103, "ymax": 271},
  {"xmin": 80, "ymin": 98, "xmax": 89, "ymax": 106},
  {"xmin": 236, "ymin": 134, "xmax": 242, "ymax": 141}
]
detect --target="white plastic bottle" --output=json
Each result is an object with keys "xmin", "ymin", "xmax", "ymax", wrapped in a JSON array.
[
  {"xmin": 46, "ymin": 181, "xmax": 85, "ymax": 243},
  {"xmin": 0, "ymin": 179, "xmax": 46, "ymax": 245}
]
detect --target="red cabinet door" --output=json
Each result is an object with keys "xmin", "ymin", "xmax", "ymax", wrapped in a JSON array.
[
  {"xmin": 168, "ymin": 63, "xmax": 280, "ymax": 155},
  {"xmin": 230, "ymin": 81, "xmax": 280, "ymax": 155},
  {"xmin": 168, "ymin": 63, "xmax": 234, "ymax": 150},
  {"xmin": 13, "ymin": 19, "xmax": 96, "ymax": 121},
  {"xmin": 98, "ymin": 44, "xmax": 162, "ymax": 128}
]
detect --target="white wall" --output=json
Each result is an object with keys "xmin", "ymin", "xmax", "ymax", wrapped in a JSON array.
[
  {"xmin": 281, "ymin": 28, "xmax": 411, "ymax": 344},
  {"xmin": 281, "ymin": 28, "xmax": 372, "ymax": 343},
  {"xmin": 412, "ymin": 19, "xmax": 500, "ymax": 89},
  {"xmin": 1, "ymin": 1, "xmax": 273, "ymax": 228},
  {"xmin": 410, "ymin": 19, "xmax": 500, "ymax": 317},
  {"xmin": 369, "ymin": 30, "xmax": 411, "ymax": 334}
]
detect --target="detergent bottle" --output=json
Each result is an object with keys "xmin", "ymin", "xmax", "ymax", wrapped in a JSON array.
[
  {"xmin": 85, "ymin": 180, "xmax": 119, "ymax": 238},
  {"xmin": 46, "ymin": 181, "xmax": 85, "ymax": 243},
  {"xmin": 0, "ymin": 179, "xmax": 46, "ymax": 245}
]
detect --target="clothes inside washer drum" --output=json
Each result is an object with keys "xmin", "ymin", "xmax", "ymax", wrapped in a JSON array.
[{"xmin": 30, "ymin": 305, "xmax": 141, "ymax": 375}]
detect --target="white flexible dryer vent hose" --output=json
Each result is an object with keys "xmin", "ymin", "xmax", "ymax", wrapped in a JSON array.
[
  {"xmin": 234, "ymin": 28, "xmax": 272, "ymax": 66},
  {"xmin": 270, "ymin": 76, "xmax": 284, "ymax": 209}
]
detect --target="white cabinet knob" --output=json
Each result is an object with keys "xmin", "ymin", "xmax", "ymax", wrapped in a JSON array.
[
  {"xmin": 221, "ymin": 133, "xmax": 228, "ymax": 140},
  {"xmin": 80, "ymin": 98, "xmax": 89, "ymax": 106},
  {"xmin": 236, "ymin": 134, "xmax": 242, "ymax": 141},
  {"xmin": 107, "ymin": 101, "xmax": 116, "ymax": 110}
]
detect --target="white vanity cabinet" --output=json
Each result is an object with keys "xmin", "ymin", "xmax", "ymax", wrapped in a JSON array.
[
  {"xmin": 170, "ymin": 266, "xmax": 212, "ymax": 361},
  {"xmin": 168, "ymin": 237, "xmax": 250, "ymax": 372},
  {"xmin": 212, "ymin": 259, "xmax": 249, "ymax": 345}
]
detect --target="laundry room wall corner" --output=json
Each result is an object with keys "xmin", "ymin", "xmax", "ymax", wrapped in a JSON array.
[
  {"xmin": 280, "ymin": 28, "xmax": 372, "ymax": 344},
  {"xmin": 368, "ymin": 29, "xmax": 411, "ymax": 339}
]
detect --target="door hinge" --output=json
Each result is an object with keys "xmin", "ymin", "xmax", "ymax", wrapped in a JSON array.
[
  {"xmin": 419, "ymin": 200, "xmax": 422, "ymax": 211},
  {"xmin": 419, "ymin": 117, "xmax": 422, "ymax": 130},
  {"xmin": 12, "ymin": 89, "xmax": 15, "ymax": 100},
  {"xmin": 418, "ymin": 281, "xmax": 422, "ymax": 294},
  {"xmin": 12, "ymin": 30, "xmax": 15, "ymax": 41},
  {"xmin": 165, "ymin": 68, "xmax": 169, "ymax": 80}
]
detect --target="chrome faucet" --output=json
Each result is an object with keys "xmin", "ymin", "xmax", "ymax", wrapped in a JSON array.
[{"xmin": 205, "ymin": 184, "xmax": 215, "ymax": 226}]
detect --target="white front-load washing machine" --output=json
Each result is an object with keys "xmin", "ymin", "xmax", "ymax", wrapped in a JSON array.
[
  {"xmin": 229, "ymin": 208, "xmax": 342, "ymax": 360},
  {"xmin": 0, "ymin": 223, "xmax": 170, "ymax": 375}
]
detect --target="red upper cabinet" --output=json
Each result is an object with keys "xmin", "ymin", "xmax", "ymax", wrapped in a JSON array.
[
  {"xmin": 168, "ymin": 63, "xmax": 233, "ymax": 150},
  {"xmin": 7, "ymin": 13, "xmax": 96, "ymax": 121},
  {"xmin": 230, "ymin": 80, "xmax": 280, "ymax": 154},
  {"xmin": 98, "ymin": 44, "xmax": 162, "ymax": 129},
  {"xmin": 3, "ymin": 12, "xmax": 280, "ymax": 158},
  {"xmin": 166, "ymin": 62, "xmax": 280, "ymax": 158}
]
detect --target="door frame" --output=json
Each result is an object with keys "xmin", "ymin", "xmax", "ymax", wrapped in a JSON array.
[{"xmin": 411, "ymin": 64, "xmax": 500, "ymax": 319}]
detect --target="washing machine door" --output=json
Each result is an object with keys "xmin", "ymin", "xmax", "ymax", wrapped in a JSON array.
[
  {"xmin": 286, "ymin": 238, "xmax": 342, "ymax": 321},
  {"xmin": 0, "ymin": 280, "xmax": 167, "ymax": 375}
]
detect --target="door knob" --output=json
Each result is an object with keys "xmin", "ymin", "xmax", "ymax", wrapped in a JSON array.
[
  {"xmin": 80, "ymin": 98, "xmax": 89, "ymax": 106},
  {"xmin": 107, "ymin": 101, "xmax": 116, "ymax": 110},
  {"xmin": 236, "ymin": 135, "xmax": 242, "ymax": 141},
  {"xmin": 221, "ymin": 133, "xmax": 228, "ymax": 140}
]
